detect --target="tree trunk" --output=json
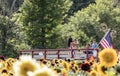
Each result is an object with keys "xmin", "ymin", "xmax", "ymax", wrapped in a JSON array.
[
  {"xmin": 40, "ymin": 0, "xmax": 46, "ymax": 48},
  {"xmin": 41, "ymin": 27, "xmax": 45, "ymax": 48},
  {"xmin": 1, "ymin": 28, "xmax": 7, "ymax": 50}
]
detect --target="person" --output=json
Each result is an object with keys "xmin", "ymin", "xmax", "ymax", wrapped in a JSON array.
[
  {"xmin": 91, "ymin": 39, "xmax": 98, "ymax": 58},
  {"xmin": 91, "ymin": 39, "xmax": 98, "ymax": 49},
  {"xmin": 70, "ymin": 41, "xmax": 77, "ymax": 49},
  {"xmin": 68, "ymin": 36, "xmax": 73, "ymax": 48},
  {"xmin": 86, "ymin": 43, "xmax": 93, "ymax": 53},
  {"xmin": 83, "ymin": 43, "xmax": 93, "ymax": 58},
  {"xmin": 73, "ymin": 39, "xmax": 79, "ymax": 48},
  {"xmin": 69, "ymin": 39, "xmax": 79, "ymax": 49}
]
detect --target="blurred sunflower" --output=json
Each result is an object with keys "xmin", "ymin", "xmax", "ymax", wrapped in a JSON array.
[
  {"xmin": 5, "ymin": 62, "xmax": 13, "ymax": 71},
  {"xmin": 0, "ymin": 68, "xmax": 9, "ymax": 76},
  {"xmin": 1, "ymin": 73, "xmax": 9, "ymax": 76},
  {"xmin": 80, "ymin": 63, "xmax": 91, "ymax": 72},
  {"xmin": 115, "ymin": 64, "xmax": 120, "ymax": 75},
  {"xmin": 8, "ymin": 71, "xmax": 14, "ymax": 76},
  {"xmin": 56, "ymin": 64, "xmax": 59, "ymax": 67},
  {"xmin": 97, "ymin": 64, "xmax": 107, "ymax": 76},
  {"xmin": 92, "ymin": 63, "xmax": 98, "ymax": 71},
  {"xmin": 62, "ymin": 61, "xmax": 69, "ymax": 70},
  {"xmin": 51, "ymin": 63, "xmax": 55, "ymax": 67},
  {"xmin": 13, "ymin": 55, "xmax": 40, "ymax": 76},
  {"xmin": 1, "ymin": 68, "xmax": 8, "ymax": 74},
  {"xmin": 5, "ymin": 58, "xmax": 17, "ymax": 70},
  {"xmin": 61, "ymin": 68, "xmax": 67, "ymax": 76},
  {"xmin": 28, "ymin": 66, "xmax": 58, "ymax": 76},
  {"xmin": 89, "ymin": 70, "xmax": 98, "ymax": 76},
  {"xmin": 42, "ymin": 60, "xmax": 47, "ymax": 65},
  {"xmin": 98, "ymin": 48, "xmax": 118, "ymax": 68},
  {"xmin": 59, "ymin": 59, "xmax": 63, "ymax": 63},
  {"xmin": 5, "ymin": 58, "xmax": 17, "ymax": 71},
  {"xmin": 6, "ymin": 58, "xmax": 17, "ymax": 63},
  {"xmin": 74, "ymin": 64, "xmax": 79, "ymax": 72},
  {"xmin": 39, "ymin": 58, "xmax": 44, "ymax": 62},
  {"xmin": 54, "ymin": 68, "xmax": 61, "ymax": 73},
  {"xmin": 70, "ymin": 61, "xmax": 75, "ymax": 66},
  {"xmin": 0, "ymin": 61, "xmax": 5, "ymax": 72}
]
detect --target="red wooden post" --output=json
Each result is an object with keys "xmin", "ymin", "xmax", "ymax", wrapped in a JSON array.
[
  {"xmin": 32, "ymin": 51, "xmax": 34, "ymax": 58},
  {"xmin": 96, "ymin": 49, "xmax": 99, "ymax": 62},
  {"xmin": 86, "ymin": 48, "xmax": 89, "ymax": 60},
  {"xmin": 71, "ymin": 49, "xmax": 74, "ymax": 58},
  {"xmin": 19, "ymin": 51, "xmax": 22, "ymax": 56},
  {"xmin": 18, "ymin": 51, "xmax": 22, "ymax": 59},
  {"xmin": 57, "ymin": 50, "xmax": 60, "ymax": 59},
  {"xmin": 44, "ymin": 50, "xmax": 47, "ymax": 59}
]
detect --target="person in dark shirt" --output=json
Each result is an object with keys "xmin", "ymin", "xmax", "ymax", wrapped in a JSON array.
[{"xmin": 68, "ymin": 36, "xmax": 73, "ymax": 48}]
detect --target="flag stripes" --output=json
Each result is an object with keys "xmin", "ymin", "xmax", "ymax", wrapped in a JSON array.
[{"xmin": 100, "ymin": 29, "xmax": 113, "ymax": 48}]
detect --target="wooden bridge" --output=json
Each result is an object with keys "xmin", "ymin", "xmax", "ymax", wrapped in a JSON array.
[{"xmin": 19, "ymin": 48, "xmax": 99, "ymax": 60}]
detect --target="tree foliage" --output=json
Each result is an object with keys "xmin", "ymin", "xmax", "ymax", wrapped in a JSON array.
[
  {"xmin": 0, "ymin": 0, "xmax": 120, "ymax": 52},
  {"xmin": 64, "ymin": 0, "xmax": 120, "ymax": 48},
  {"xmin": 19, "ymin": 0, "xmax": 72, "ymax": 48},
  {"xmin": 68, "ymin": 0, "xmax": 95, "ymax": 15},
  {"xmin": 0, "ymin": 0, "xmax": 27, "ymax": 58}
]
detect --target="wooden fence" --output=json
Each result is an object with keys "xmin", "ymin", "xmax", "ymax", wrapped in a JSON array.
[{"xmin": 19, "ymin": 48, "xmax": 99, "ymax": 60}]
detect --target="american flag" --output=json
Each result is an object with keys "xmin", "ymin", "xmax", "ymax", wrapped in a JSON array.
[{"xmin": 100, "ymin": 29, "xmax": 113, "ymax": 48}]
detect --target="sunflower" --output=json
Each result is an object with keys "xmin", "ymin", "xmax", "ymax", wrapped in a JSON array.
[
  {"xmin": 80, "ymin": 63, "xmax": 91, "ymax": 72},
  {"xmin": 98, "ymin": 48, "xmax": 118, "ymax": 68},
  {"xmin": 42, "ymin": 60, "xmax": 47, "ymax": 65},
  {"xmin": 8, "ymin": 71, "xmax": 14, "ymax": 76},
  {"xmin": 13, "ymin": 55, "xmax": 40, "ymax": 76},
  {"xmin": 115, "ymin": 64, "xmax": 120, "ymax": 74},
  {"xmin": 62, "ymin": 61, "xmax": 69, "ymax": 70},
  {"xmin": 54, "ymin": 68, "xmax": 61, "ymax": 73},
  {"xmin": 6, "ymin": 58, "xmax": 17, "ymax": 63},
  {"xmin": 59, "ymin": 59, "xmax": 63, "ymax": 63},
  {"xmin": 1, "ymin": 73, "xmax": 9, "ymax": 76},
  {"xmin": 5, "ymin": 58, "xmax": 17, "ymax": 70},
  {"xmin": 70, "ymin": 61, "xmax": 75, "ymax": 66},
  {"xmin": 0, "ymin": 68, "xmax": 9, "ymax": 76},
  {"xmin": 5, "ymin": 62, "xmax": 13, "ymax": 71},
  {"xmin": 0, "ymin": 61, "xmax": 5, "ymax": 72},
  {"xmin": 28, "ymin": 67, "xmax": 58, "ymax": 76},
  {"xmin": 92, "ymin": 63, "xmax": 98, "ymax": 71},
  {"xmin": 1, "ymin": 68, "xmax": 8, "ymax": 74},
  {"xmin": 97, "ymin": 64, "xmax": 108, "ymax": 76},
  {"xmin": 89, "ymin": 70, "xmax": 98, "ymax": 76},
  {"xmin": 74, "ymin": 64, "xmax": 79, "ymax": 72},
  {"xmin": 68, "ymin": 64, "xmax": 72, "ymax": 71},
  {"xmin": 39, "ymin": 58, "xmax": 44, "ymax": 62},
  {"xmin": 61, "ymin": 68, "xmax": 68, "ymax": 76}
]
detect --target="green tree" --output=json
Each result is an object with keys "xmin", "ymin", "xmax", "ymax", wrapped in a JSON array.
[
  {"xmin": 0, "ymin": 0, "xmax": 26, "ymax": 58},
  {"xmin": 19, "ymin": 0, "xmax": 72, "ymax": 48},
  {"xmin": 68, "ymin": 0, "xmax": 95, "ymax": 15},
  {"xmin": 64, "ymin": 0, "xmax": 120, "ymax": 48},
  {"xmin": 63, "ymin": 0, "xmax": 95, "ymax": 23}
]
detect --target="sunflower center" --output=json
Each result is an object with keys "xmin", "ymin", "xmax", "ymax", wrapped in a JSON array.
[{"xmin": 103, "ymin": 53, "xmax": 114, "ymax": 63}]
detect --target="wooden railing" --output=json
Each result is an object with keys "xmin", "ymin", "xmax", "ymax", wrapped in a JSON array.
[{"xmin": 19, "ymin": 48, "xmax": 99, "ymax": 60}]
